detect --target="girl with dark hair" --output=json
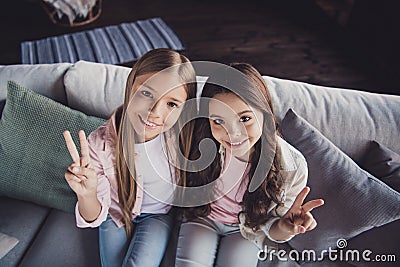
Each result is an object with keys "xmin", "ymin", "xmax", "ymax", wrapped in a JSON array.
[{"xmin": 175, "ymin": 63, "xmax": 324, "ymax": 267}]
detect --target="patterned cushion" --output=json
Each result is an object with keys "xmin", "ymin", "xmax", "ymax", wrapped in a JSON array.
[{"xmin": 0, "ymin": 81, "xmax": 105, "ymax": 212}]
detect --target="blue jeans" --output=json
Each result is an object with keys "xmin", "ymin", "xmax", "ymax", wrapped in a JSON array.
[
  {"xmin": 175, "ymin": 216, "xmax": 259, "ymax": 267},
  {"xmin": 99, "ymin": 212, "xmax": 174, "ymax": 267}
]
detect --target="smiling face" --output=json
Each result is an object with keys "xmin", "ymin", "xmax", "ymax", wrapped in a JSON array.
[
  {"xmin": 127, "ymin": 71, "xmax": 188, "ymax": 143},
  {"xmin": 208, "ymin": 93, "xmax": 263, "ymax": 161}
]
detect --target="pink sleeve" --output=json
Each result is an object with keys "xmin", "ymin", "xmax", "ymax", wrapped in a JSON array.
[{"xmin": 75, "ymin": 130, "xmax": 112, "ymax": 228}]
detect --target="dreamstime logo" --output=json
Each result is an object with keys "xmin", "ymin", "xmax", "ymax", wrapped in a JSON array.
[
  {"xmin": 257, "ymin": 238, "xmax": 397, "ymax": 263},
  {"xmin": 336, "ymin": 238, "xmax": 347, "ymax": 249},
  {"xmin": 121, "ymin": 61, "xmax": 277, "ymax": 207}
]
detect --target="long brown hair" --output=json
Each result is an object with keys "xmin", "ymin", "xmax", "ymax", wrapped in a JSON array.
[
  {"xmin": 115, "ymin": 48, "xmax": 197, "ymax": 237},
  {"xmin": 185, "ymin": 63, "xmax": 284, "ymax": 230}
]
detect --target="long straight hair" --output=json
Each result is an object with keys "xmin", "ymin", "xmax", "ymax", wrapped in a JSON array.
[
  {"xmin": 115, "ymin": 48, "xmax": 197, "ymax": 237},
  {"xmin": 186, "ymin": 63, "xmax": 284, "ymax": 229}
]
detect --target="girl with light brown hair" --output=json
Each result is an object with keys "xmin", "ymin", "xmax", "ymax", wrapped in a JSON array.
[{"xmin": 63, "ymin": 48, "xmax": 197, "ymax": 267}]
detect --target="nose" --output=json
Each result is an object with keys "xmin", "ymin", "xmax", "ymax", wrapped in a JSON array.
[
  {"xmin": 227, "ymin": 122, "xmax": 244, "ymax": 138},
  {"xmin": 148, "ymin": 101, "xmax": 165, "ymax": 118}
]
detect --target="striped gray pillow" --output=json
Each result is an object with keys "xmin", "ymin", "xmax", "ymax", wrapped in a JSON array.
[{"xmin": 280, "ymin": 109, "xmax": 400, "ymax": 256}]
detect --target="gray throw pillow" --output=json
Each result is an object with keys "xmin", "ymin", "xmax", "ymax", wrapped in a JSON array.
[
  {"xmin": 280, "ymin": 109, "xmax": 400, "ymax": 256},
  {"xmin": 359, "ymin": 141, "xmax": 400, "ymax": 192},
  {"xmin": 0, "ymin": 81, "xmax": 105, "ymax": 212}
]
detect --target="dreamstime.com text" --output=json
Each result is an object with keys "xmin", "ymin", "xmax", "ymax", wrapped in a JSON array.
[{"xmin": 257, "ymin": 239, "xmax": 397, "ymax": 263}]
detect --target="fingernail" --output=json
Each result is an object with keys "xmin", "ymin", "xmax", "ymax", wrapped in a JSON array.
[{"xmin": 72, "ymin": 167, "xmax": 79, "ymax": 173}]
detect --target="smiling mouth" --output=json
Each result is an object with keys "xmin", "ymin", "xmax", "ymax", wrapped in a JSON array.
[
  {"xmin": 225, "ymin": 139, "xmax": 248, "ymax": 148},
  {"xmin": 138, "ymin": 115, "xmax": 161, "ymax": 129}
]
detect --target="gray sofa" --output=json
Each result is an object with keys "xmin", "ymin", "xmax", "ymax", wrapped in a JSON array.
[{"xmin": 0, "ymin": 61, "xmax": 399, "ymax": 267}]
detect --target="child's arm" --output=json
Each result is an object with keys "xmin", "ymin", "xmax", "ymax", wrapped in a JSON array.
[
  {"xmin": 68, "ymin": 166, "xmax": 102, "ymax": 222},
  {"xmin": 63, "ymin": 130, "xmax": 102, "ymax": 223}
]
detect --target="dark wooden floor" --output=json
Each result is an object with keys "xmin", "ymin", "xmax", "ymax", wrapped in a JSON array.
[{"xmin": 1, "ymin": 0, "xmax": 399, "ymax": 95}]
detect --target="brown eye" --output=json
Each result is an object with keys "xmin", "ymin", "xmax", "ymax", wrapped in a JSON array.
[
  {"xmin": 240, "ymin": 116, "xmax": 251, "ymax": 122},
  {"xmin": 167, "ymin": 102, "xmax": 178, "ymax": 108}
]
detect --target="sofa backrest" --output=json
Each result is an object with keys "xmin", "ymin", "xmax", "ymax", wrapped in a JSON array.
[
  {"xmin": 64, "ymin": 60, "xmax": 208, "ymax": 119},
  {"xmin": 265, "ymin": 75, "xmax": 400, "ymax": 161},
  {"xmin": 2, "ymin": 60, "xmax": 397, "ymax": 163},
  {"xmin": 0, "ymin": 63, "xmax": 72, "ymax": 106},
  {"xmin": 64, "ymin": 61, "xmax": 130, "ymax": 119},
  {"xmin": 64, "ymin": 61, "xmax": 400, "ymax": 162}
]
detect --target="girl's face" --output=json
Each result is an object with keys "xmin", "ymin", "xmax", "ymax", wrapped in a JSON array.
[
  {"xmin": 209, "ymin": 93, "xmax": 263, "ymax": 162},
  {"xmin": 128, "ymin": 72, "xmax": 187, "ymax": 143}
]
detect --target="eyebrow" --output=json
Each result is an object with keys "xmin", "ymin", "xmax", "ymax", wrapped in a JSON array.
[
  {"xmin": 142, "ymin": 83, "xmax": 156, "ymax": 92},
  {"xmin": 209, "ymin": 114, "xmax": 221, "ymax": 118},
  {"xmin": 238, "ymin": 110, "xmax": 254, "ymax": 116},
  {"xmin": 209, "ymin": 110, "xmax": 253, "ymax": 118},
  {"xmin": 168, "ymin": 97, "xmax": 185, "ymax": 104}
]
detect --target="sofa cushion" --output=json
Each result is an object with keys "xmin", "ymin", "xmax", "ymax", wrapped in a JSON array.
[
  {"xmin": 64, "ymin": 60, "xmax": 130, "ymax": 118},
  {"xmin": 0, "ymin": 81, "xmax": 105, "ymax": 212},
  {"xmin": 64, "ymin": 60, "xmax": 209, "ymax": 119},
  {"xmin": 346, "ymin": 219, "xmax": 400, "ymax": 266},
  {"xmin": 19, "ymin": 209, "xmax": 100, "ymax": 267},
  {"xmin": 359, "ymin": 140, "xmax": 400, "ymax": 192},
  {"xmin": 353, "ymin": 142, "xmax": 400, "ymax": 264},
  {"xmin": 0, "ymin": 197, "xmax": 50, "ymax": 267},
  {"xmin": 280, "ymin": 109, "xmax": 400, "ymax": 259},
  {"xmin": 0, "ymin": 63, "xmax": 71, "ymax": 105},
  {"xmin": 265, "ymin": 75, "xmax": 400, "ymax": 162},
  {"xmin": 19, "ymin": 208, "xmax": 184, "ymax": 267}
]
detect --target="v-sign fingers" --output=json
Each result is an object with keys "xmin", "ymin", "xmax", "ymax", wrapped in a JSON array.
[
  {"xmin": 78, "ymin": 130, "xmax": 90, "ymax": 167},
  {"xmin": 291, "ymin": 186, "xmax": 310, "ymax": 210},
  {"xmin": 302, "ymin": 199, "xmax": 324, "ymax": 213},
  {"xmin": 63, "ymin": 130, "xmax": 80, "ymax": 164}
]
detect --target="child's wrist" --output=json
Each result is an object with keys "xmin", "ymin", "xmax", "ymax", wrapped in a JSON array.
[
  {"xmin": 268, "ymin": 218, "xmax": 295, "ymax": 242},
  {"xmin": 77, "ymin": 191, "xmax": 97, "ymax": 200}
]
